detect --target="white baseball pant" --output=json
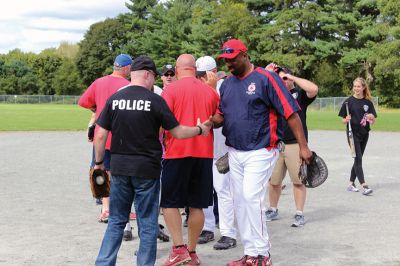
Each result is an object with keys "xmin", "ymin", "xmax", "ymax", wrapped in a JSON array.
[
  {"xmin": 228, "ymin": 147, "xmax": 278, "ymax": 257},
  {"xmin": 203, "ymin": 160, "xmax": 237, "ymax": 239}
]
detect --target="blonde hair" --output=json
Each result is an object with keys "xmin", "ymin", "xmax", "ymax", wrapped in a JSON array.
[{"xmin": 353, "ymin": 77, "xmax": 372, "ymax": 101}]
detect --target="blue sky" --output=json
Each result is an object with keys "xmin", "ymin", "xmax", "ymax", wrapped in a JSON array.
[{"xmin": 0, "ymin": 0, "xmax": 128, "ymax": 54}]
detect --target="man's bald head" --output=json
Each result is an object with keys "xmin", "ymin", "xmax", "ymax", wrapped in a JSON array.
[
  {"xmin": 176, "ymin": 54, "xmax": 196, "ymax": 68},
  {"xmin": 176, "ymin": 54, "xmax": 196, "ymax": 78}
]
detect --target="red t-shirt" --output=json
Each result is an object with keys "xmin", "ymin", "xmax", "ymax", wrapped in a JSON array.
[
  {"xmin": 78, "ymin": 75, "xmax": 130, "ymax": 150},
  {"xmin": 162, "ymin": 77, "xmax": 220, "ymax": 159}
]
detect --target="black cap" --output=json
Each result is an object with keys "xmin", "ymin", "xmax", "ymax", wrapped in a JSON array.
[
  {"xmin": 131, "ymin": 56, "xmax": 161, "ymax": 76},
  {"xmin": 161, "ymin": 64, "xmax": 175, "ymax": 76},
  {"xmin": 276, "ymin": 66, "xmax": 292, "ymax": 75}
]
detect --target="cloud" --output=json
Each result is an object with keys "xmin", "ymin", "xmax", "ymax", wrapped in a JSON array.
[{"xmin": 0, "ymin": 0, "xmax": 128, "ymax": 54}]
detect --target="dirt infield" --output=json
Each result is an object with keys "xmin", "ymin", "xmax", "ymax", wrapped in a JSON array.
[{"xmin": 1, "ymin": 131, "xmax": 399, "ymax": 266}]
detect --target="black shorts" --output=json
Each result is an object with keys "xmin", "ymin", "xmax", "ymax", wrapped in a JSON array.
[{"xmin": 160, "ymin": 158, "xmax": 213, "ymax": 209}]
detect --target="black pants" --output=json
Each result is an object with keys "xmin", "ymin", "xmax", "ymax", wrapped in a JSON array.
[{"xmin": 350, "ymin": 133, "xmax": 369, "ymax": 184}]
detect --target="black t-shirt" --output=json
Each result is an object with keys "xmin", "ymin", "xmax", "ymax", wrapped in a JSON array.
[
  {"xmin": 282, "ymin": 88, "xmax": 316, "ymax": 144},
  {"xmin": 97, "ymin": 85, "xmax": 179, "ymax": 179},
  {"xmin": 338, "ymin": 96, "xmax": 377, "ymax": 136}
]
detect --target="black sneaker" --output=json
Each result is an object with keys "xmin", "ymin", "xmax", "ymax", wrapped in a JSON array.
[
  {"xmin": 157, "ymin": 224, "xmax": 170, "ymax": 242},
  {"xmin": 213, "ymin": 236, "xmax": 237, "ymax": 250},
  {"xmin": 123, "ymin": 229, "xmax": 133, "ymax": 241},
  {"xmin": 197, "ymin": 230, "xmax": 215, "ymax": 244}
]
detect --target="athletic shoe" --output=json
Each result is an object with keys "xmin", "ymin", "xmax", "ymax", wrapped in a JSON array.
[
  {"xmin": 291, "ymin": 214, "xmax": 305, "ymax": 227},
  {"xmin": 213, "ymin": 236, "xmax": 237, "ymax": 250},
  {"xmin": 129, "ymin": 212, "xmax": 136, "ymax": 220},
  {"xmin": 362, "ymin": 187, "xmax": 373, "ymax": 195},
  {"xmin": 265, "ymin": 208, "xmax": 278, "ymax": 221},
  {"xmin": 161, "ymin": 245, "xmax": 191, "ymax": 266},
  {"xmin": 98, "ymin": 210, "xmax": 109, "ymax": 223},
  {"xmin": 226, "ymin": 255, "xmax": 249, "ymax": 266},
  {"xmin": 197, "ymin": 230, "xmax": 214, "ymax": 244},
  {"xmin": 158, "ymin": 224, "xmax": 170, "ymax": 242},
  {"xmin": 123, "ymin": 228, "xmax": 133, "ymax": 241},
  {"xmin": 347, "ymin": 184, "xmax": 359, "ymax": 192},
  {"xmin": 188, "ymin": 251, "xmax": 200, "ymax": 266},
  {"xmin": 247, "ymin": 254, "xmax": 272, "ymax": 266}
]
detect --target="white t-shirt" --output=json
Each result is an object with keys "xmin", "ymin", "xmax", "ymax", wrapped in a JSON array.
[
  {"xmin": 153, "ymin": 85, "xmax": 163, "ymax": 96},
  {"xmin": 213, "ymin": 79, "xmax": 228, "ymax": 159}
]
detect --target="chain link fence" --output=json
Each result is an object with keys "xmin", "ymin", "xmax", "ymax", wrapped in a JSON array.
[
  {"xmin": 0, "ymin": 95, "xmax": 379, "ymax": 111},
  {"xmin": 308, "ymin": 97, "xmax": 379, "ymax": 112},
  {"xmin": 0, "ymin": 95, "xmax": 80, "ymax": 104}
]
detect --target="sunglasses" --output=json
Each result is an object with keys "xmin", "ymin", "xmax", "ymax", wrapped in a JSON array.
[
  {"xmin": 164, "ymin": 73, "xmax": 175, "ymax": 77},
  {"xmin": 282, "ymin": 77, "xmax": 288, "ymax": 80},
  {"xmin": 147, "ymin": 70, "xmax": 156, "ymax": 78},
  {"xmin": 220, "ymin": 48, "xmax": 241, "ymax": 54}
]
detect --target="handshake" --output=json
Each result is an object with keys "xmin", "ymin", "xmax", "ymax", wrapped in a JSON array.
[{"xmin": 196, "ymin": 116, "xmax": 213, "ymax": 137}]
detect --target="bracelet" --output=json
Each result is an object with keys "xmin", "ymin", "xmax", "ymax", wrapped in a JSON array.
[
  {"xmin": 95, "ymin": 160, "xmax": 103, "ymax": 165},
  {"xmin": 196, "ymin": 125, "xmax": 202, "ymax": 135}
]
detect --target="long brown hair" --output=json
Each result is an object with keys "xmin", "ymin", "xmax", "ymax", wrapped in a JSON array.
[{"xmin": 353, "ymin": 77, "xmax": 372, "ymax": 101}]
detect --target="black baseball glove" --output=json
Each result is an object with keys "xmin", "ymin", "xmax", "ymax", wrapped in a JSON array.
[
  {"xmin": 88, "ymin": 123, "xmax": 96, "ymax": 142},
  {"xmin": 89, "ymin": 168, "xmax": 110, "ymax": 198},
  {"xmin": 299, "ymin": 151, "xmax": 328, "ymax": 188},
  {"xmin": 215, "ymin": 152, "xmax": 229, "ymax": 174}
]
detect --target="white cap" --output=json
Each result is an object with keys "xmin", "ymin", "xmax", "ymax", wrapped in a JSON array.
[{"xmin": 196, "ymin": 56, "xmax": 217, "ymax": 72}]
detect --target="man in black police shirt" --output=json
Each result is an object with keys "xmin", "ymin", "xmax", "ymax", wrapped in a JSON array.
[{"xmin": 93, "ymin": 55, "xmax": 213, "ymax": 266}]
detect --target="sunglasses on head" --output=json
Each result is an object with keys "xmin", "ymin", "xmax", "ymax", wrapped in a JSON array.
[{"xmin": 221, "ymin": 48, "xmax": 241, "ymax": 54}]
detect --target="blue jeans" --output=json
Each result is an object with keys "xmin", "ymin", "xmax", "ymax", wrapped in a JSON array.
[{"xmin": 95, "ymin": 175, "xmax": 160, "ymax": 266}]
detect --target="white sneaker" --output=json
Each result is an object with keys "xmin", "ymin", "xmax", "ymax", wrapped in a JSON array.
[
  {"xmin": 362, "ymin": 187, "xmax": 373, "ymax": 195},
  {"xmin": 347, "ymin": 184, "xmax": 359, "ymax": 192}
]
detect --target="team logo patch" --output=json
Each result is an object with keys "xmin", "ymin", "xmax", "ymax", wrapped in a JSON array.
[
  {"xmin": 246, "ymin": 82, "xmax": 256, "ymax": 95},
  {"xmin": 363, "ymin": 105, "xmax": 369, "ymax": 112},
  {"xmin": 292, "ymin": 92, "xmax": 298, "ymax": 99}
]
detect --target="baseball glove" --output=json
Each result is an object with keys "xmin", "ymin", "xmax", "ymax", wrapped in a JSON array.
[
  {"xmin": 215, "ymin": 152, "xmax": 229, "ymax": 174},
  {"xmin": 298, "ymin": 151, "xmax": 328, "ymax": 188},
  {"xmin": 88, "ymin": 123, "xmax": 96, "ymax": 142},
  {"xmin": 89, "ymin": 168, "xmax": 110, "ymax": 198}
]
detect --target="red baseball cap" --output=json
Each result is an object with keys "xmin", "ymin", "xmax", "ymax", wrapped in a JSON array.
[{"xmin": 218, "ymin": 39, "xmax": 248, "ymax": 60}]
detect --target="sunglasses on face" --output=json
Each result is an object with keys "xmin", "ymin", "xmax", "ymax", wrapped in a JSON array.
[
  {"xmin": 221, "ymin": 48, "xmax": 241, "ymax": 54},
  {"xmin": 164, "ymin": 73, "xmax": 175, "ymax": 77}
]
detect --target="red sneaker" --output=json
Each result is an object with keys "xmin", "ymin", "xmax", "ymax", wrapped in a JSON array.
[
  {"xmin": 98, "ymin": 210, "xmax": 109, "ymax": 223},
  {"xmin": 161, "ymin": 245, "xmax": 191, "ymax": 266},
  {"xmin": 188, "ymin": 251, "xmax": 200, "ymax": 265},
  {"xmin": 129, "ymin": 212, "xmax": 136, "ymax": 220},
  {"xmin": 246, "ymin": 255, "xmax": 272, "ymax": 266},
  {"xmin": 226, "ymin": 255, "xmax": 249, "ymax": 266}
]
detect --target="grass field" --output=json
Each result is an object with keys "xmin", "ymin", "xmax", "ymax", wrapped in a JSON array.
[{"xmin": 1, "ymin": 104, "xmax": 399, "ymax": 131}]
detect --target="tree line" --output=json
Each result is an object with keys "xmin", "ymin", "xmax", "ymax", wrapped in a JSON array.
[{"xmin": 1, "ymin": 0, "xmax": 399, "ymax": 107}]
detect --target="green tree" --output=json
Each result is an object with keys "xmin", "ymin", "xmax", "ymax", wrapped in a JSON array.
[
  {"xmin": 76, "ymin": 17, "xmax": 129, "ymax": 86},
  {"xmin": 53, "ymin": 59, "xmax": 85, "ymax": 95}
]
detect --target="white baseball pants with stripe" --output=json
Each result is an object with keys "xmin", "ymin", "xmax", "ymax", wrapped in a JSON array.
[
  {"xmin": 203, "ymin": 160, "xmax": 237, "ymax": 239},
  {"xmin": 228, "ymin": 146, "xmax": 278, "ymax": 257}
]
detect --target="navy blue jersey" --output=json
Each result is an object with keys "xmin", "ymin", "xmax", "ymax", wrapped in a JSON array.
[{"xmin": 219, "ymin": 67, "xmax": 300, "ymax": 151}]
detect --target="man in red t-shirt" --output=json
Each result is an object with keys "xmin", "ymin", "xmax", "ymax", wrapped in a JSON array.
[
  {"xmin": 78, "ymin": 54, "xmax": 132, "ymax": 223},
  {"xmin": 160, "ymin": 54, "xmax": 219, "ymax": 266}
]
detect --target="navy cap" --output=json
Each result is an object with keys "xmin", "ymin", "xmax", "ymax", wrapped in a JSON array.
[
  {"xmin": 161, "ymin": 64, "xmax": 175, "ymax": 76},
  {"xmin": 114, "ymin": 54, "xmax": 133, "ymax": 67}
]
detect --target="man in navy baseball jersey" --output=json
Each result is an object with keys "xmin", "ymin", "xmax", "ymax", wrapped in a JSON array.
[{"xmin": 213, "ymin": 39, "xmax": 313, "ymax": 266}]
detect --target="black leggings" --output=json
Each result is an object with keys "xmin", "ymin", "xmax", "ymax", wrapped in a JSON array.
[{"xmin": 350, "ymin": 133, "xmax": 369, "ymax": 184}]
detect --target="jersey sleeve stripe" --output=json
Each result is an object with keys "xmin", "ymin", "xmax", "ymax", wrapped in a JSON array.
[
  {"xmin": 268, "ymin": 107, "xmax": 278, "ymax": 148},
  {"xmin": 255, "ymin": 68, "xmax": 296, "ymax": 119}
]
